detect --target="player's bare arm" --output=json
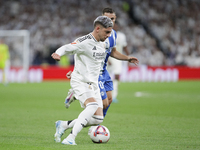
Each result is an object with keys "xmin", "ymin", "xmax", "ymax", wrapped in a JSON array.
[
  {"xmin": 51, "ymin": 53, "xmax": 61, "ymax": 61},
  {"xmin": 110, "ymin": 47, "xmax": 139, "ymax": 66}
]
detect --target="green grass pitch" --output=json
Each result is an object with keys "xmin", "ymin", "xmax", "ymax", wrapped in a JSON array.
[{"xmin": 0, "ymin": 81, "xmax": 200, "ymax": 150}]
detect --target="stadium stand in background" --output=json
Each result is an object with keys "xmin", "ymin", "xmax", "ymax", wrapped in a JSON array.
[{"xmin": 0, "ymin": 0, "xmax": 200, "ymax": 67}]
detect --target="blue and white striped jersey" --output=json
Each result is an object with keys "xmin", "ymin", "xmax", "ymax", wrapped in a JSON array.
[{"xmin": 100, "ymin": 29, "xmax": 117, "ymax": 73}]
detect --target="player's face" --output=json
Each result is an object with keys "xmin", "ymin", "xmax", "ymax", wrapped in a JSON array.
[
  {"xmin": 103, "ymin": 13, "xmax": 116, "ymax": 26},
  {"xmin": 99, "ymin": 26, "xmax": 112, "ymax": 42}
]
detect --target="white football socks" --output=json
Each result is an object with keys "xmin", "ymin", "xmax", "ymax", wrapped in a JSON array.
[
  {"xmin": 71, "ymin": 102, "xmax": 98, "ymax": 138},
  {"xmin": 62, "ymin": 119, "xmax": 77, "ymax": 129}
]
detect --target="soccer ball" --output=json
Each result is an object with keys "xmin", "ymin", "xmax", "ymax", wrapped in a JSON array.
[{"xmin": 89, "ymin": 125, "xmax": 110, "ymax": 143}]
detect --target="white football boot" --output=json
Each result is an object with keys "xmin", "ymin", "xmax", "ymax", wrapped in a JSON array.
[
  {"xmin": 54, "ymin": 120, "xmax": 66, "ymax": 142},
  {"xmin": 62, "ymin": 137, "xmax": 77, "ymax": 145},
  {"xmin": 65, "ymin": 89, "xmax": 76, "ymax": 108}
]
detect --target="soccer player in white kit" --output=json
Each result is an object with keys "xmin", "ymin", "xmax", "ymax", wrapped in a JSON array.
[{"xmin": 51, "ymin": 16, "xmax": 113, "ymax": 145}]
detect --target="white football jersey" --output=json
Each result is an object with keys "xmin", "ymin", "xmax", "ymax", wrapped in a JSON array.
[{"xmin": 55, "ymin": 33, "xmax": 106, "ymax": 84}]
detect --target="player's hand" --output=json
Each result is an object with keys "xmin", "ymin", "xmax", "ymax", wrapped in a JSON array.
[
  {"xmin": 51, "ymin": 53, "xmax": 60, "ymax": 61},
  {"xmin": 128, "ymin": 56, "xmax": 139, "ymax": 66},
  {"xmin": 66, "ymin": 71, "xmax": 72, "ymax": 79}
]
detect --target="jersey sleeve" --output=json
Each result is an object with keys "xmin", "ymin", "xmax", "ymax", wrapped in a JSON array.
[
  {"xmin": 114, "ymin": 30, "xmax": 117, "ymax": 46},
  {"xmin": 112, "ymin": 30, "xmax": 117, "ymax": 48},
  {"xmin": 55, "ymin": 40, "xmax": 85, "ymax": 56}
]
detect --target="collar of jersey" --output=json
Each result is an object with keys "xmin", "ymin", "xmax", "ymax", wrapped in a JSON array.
[{"xmin": 89, "ymin": 33, "xmax": 98, "ymax": 42}]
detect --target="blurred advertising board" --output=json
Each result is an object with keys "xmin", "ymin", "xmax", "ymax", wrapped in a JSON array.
[{"xmin": 0, "ymin": 65, "xmax": 200, "ymax": 83}]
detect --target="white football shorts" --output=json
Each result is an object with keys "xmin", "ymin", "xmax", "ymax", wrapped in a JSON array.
[{"xmin": 70, "ymin": 78, "xmax": 103, "ymax": 109}]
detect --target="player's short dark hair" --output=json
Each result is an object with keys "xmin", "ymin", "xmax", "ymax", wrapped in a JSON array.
[
  {"xmin": 102, "ymin": 7, "xmax": 115, "ymax": 14},
  {"xmin": 93, "ymin": 16, "xmax": 113, "ymax": 28}
]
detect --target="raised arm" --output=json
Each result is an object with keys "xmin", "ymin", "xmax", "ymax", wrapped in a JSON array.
[{"xmin": 110, "ymin": 47, "xmax": 139, "ymax": 66}]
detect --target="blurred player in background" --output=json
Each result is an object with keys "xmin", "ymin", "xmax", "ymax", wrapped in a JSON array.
[
  {"xmin": 108, "ymin": 21, "xmax": 129, "ymax": 103},
  {"xmin": 0, "ymin": 39, "xmax": 10, "ymax": 85},
  {"xmin": 52, "ymin": 16, "xmax": 113, "ymax": 145}
]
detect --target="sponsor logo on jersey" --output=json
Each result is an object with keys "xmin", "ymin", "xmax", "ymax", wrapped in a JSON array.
[{"xmin": 93, "ymin": 52, "xmax": 105, "ymax": 60}]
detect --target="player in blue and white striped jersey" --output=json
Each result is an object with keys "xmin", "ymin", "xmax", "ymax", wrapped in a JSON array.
[
  {"xmin": 99, "ymin": 8, "xmax": 139, "ymax": 117},
  {"xmin": 98, "ymin": 21, "xmax": 117, "ymax": 116}
]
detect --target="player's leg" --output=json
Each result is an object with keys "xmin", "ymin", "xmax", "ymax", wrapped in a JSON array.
[
  {"xmin": 62, "ymin": 86, "xmax": 104, "ymax": 145},
  {"xmin": 62, "ymin": 81, "xmax": 103, "ymax": 145},
  {"xmin": 65, "ymin": 85, "xmax": 104, "ymax": 140},
  {"xmin": 98, "ymin": 75, "xmax": 111, "ymax": 117},
  {"xmin": 86, "ymin": 93, "xmax": 104, "ymax": 126},
  {"xmin": 54, "ymin": 119, "xmax": 77, "ymax": 143},
  {"xmin": 64, "ymin": 71, "xmax": 76, "ymax": 108},
  {"xmin": 102, "ymin": 75, "xmax": 114, "ymax": 117},
  {"xmin": 103, "ymin": 83, "xmax": 113, "ymax": 117},
  {"xmin": 103, "ymin": 90, "xmax": 112, "ymax": 117},
  {"xmin": 54, "ymin": 87, "xmax": 77, "ymax": 143},
  {"xmin": 55, "ymin": 108, "xmax": 104, "ymax": 141},
  {"xmin": 112, "ymin": 74, "xmax": 120, "ymax": 103},
  {"xmin": 106, "ymin": 90, "xmax": 113, "ymax": 105},
  {"xmin": 62, "ymin": 96, "xmax": 98, "ymax": 145},
  {"xmin": 64, "ymin": 88, "xmax": 76, "ymax": 108},
  {"xmin": 55, "ymin": 87, "xmax": 104, "ymax": 143},
  {"xmin": 99, "ymin": 81, "xmax": 109, "ymax": 109},
  {"xmin": 60, "ymin": 76, "xmax": 107, "ymax": 130},
  {"xmin": 100, "ymin": 87, "xmax": 110, "ymax": 117},
  {"xmin": 111, "ymin": 58, "xmax": 122, "ymax": 103}
]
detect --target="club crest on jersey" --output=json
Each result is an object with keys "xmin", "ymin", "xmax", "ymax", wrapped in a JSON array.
[{"xmin": 88, "ymin": 85, "xmax": 92, "ymax": 89}]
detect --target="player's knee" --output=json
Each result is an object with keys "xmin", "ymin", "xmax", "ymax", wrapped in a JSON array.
[
  {"xmin": 106, "ymin": 91, "xmax": 113, "ymax": 104},
  {"xmin": 108, "ymin": 96, "xmax": 113, "ymax": 104}
]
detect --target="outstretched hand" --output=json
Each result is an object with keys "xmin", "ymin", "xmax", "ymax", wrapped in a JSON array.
[
  {"xmin": 51, "ymin": 53, "xmax": 61, "ymax": 61},
  {"xmin": 128, "ymin": 56, "xmax": 139, "ymax": 66}
]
